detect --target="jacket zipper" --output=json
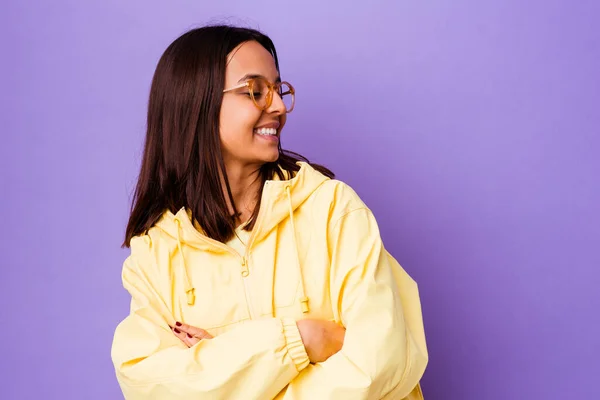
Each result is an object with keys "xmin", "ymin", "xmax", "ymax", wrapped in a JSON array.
[
  {"xmin": 240, "ymin": 256, "xmax": 258, "ymax": 320},
  {"xmin": 236, "ymin": 194, "xmax": 269, "ymax": 321},
  {"xmin": 182, "ymin": 190, "xmax": 270, "ymax": 321},
  {"xmin": 193, "ymin": 240, "xmax": 257, "ymax": 320},
  {"xmin": 202, "ymin": 242, "xmax": 259, "ymax": 321}
]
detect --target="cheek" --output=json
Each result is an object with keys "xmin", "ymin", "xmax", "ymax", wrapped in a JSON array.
[{"xmin": 220, "ymin": 101, "xmax": 261, "ymax": 141}]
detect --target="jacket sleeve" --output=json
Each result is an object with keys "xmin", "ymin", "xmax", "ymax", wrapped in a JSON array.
[
  {"xmin": 111, "ymin": 237, "xmax": 310, "ymax": 400},
  {"xmin": 279, "ymin": 207, "xmax": 428, "ymax": 400}
]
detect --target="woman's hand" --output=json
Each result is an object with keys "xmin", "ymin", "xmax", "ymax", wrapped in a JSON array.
[
  {"xmin": 171, "ymin": 321, "xmax": 214, "ymax": 348},
  {"xmin": 297, "ymin": 319, "xmax": 346, "ymax": 363}
]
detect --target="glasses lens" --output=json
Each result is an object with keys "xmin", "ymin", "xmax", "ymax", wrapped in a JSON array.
[
  {"xmin": 279, "ymin": 82, "xmax": 295, "ymax": 112},
  {"xmin": 248, "ymin": 78, "xmax": 294, "ymax": 112},
  {"xmin": 249, "ymin": 78, "xmax": 269, "ymax": 110}
]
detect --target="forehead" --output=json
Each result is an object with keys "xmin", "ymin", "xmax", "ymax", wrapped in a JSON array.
[{"xmin": 225, "ymin": 41, "xmax": 279, "ymax": 83}]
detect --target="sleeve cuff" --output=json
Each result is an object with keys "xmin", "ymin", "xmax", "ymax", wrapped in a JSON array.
[{"xmin": 281, "ymin": 318, "xmax": 310, "ymax": 371}]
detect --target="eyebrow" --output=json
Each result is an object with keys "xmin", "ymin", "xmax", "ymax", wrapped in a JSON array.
[{"xmin": 237, "ymin": 73, "xmax": 282, "ymax": 83}]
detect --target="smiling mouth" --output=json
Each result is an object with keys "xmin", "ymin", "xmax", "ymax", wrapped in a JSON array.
[{"xmin": 254, "ymin": 127, "xmax": 278, "ymax": 136}]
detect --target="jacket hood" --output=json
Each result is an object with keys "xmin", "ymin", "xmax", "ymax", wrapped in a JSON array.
[
  {"xmin": 151, "ymin": 162, "xmax": 330, "ymax": 307},
  {"xmin": 155, "ymin": 162, "xmax": 329, "ymax": 248}
]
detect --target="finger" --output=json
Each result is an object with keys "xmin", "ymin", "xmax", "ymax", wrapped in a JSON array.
[
  {"xmin": 170, "ymin": 325, "xmax": 188, "ymax": 345},
  {"xmin": 175, "ymin": 322, "xmax": 214, "ymax": 339},
  {"xmin": 184, "ymin": 332, "xmax": 200, "ymax": 347},
  {"xmin": 175, "ymin": 321, "xmax": 206, "ymax": 336},
  {"xmin": 171, "ymin": 326, "xmax": 200, "ymax": 347},
  {"xmin": 171, "ymin": 322, "xmax": 212, "ymax": 344}
]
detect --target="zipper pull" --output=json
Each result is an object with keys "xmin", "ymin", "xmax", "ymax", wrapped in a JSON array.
[{"xmin": 241, "ymin": 257, "xmax": 249, "ymax": 277}]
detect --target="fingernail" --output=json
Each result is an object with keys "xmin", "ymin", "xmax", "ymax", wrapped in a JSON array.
[
  {"xmin": 187, "ymin": 333, "xmax": 192, "ymax": 338},
  {"xmin": 173, "ymin": 328, "xmax": 180, "ymax": 333},
  {"xmin": 175, "ymin": 322, "xmax": 182, "ymax": 326}
]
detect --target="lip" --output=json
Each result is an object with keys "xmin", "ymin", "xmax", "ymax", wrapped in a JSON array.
[
  {"xmin": 256, "ymin": 134, "xmax": 279, "ymax": 143},
  {"xmin": 254, "ymin": 122, "xmax": 280, "ymax": 130}
]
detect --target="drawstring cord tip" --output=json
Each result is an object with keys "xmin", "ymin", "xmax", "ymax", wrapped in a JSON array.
[
  {"xmin": 300, "ymin": 296, "xmax": 309, "ymax": 313},
  {"xmin": 186, "ymin": 289, "xmax": 196, "ymax": 306}
]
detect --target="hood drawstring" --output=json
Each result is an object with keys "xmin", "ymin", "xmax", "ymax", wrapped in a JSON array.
[
  {"xmin": 174, "ymin": 218, "xmax": 196, "ymax": 306},
  {"xmin": 286, "ymin": 185, "xmax": 310, "ymax": 313}
]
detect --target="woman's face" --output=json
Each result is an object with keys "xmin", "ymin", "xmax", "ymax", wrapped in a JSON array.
[{"xmin": 220, "ymin": 41, "xmax": 287, "ymax": 168}]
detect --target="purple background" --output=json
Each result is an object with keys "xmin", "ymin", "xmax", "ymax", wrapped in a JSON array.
[{"xmin": 2, "ymin": 1, "xmax": 599, "ymax": 399}]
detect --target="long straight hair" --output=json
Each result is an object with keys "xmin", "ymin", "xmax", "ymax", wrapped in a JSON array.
[{"xmin": 124, "ymin": 25, "xmax": 334, "ymax": 247}]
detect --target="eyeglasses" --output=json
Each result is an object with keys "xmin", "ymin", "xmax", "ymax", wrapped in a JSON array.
[{"xmin": 223, "ymin": 77, "xmax": 295, "ymax": 113}]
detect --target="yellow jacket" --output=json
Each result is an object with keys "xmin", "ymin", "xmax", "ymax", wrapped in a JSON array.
[{"xmin": 111, "ymin": 162, "xmax": 428, "ymax": 399}]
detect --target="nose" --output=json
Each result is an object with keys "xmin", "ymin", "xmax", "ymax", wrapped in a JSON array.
[{"xmin": 266, "ymin": 90, "xmax": 287, "ymax": 115}]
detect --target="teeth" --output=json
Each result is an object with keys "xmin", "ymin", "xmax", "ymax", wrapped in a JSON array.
[{"xmin": 255, "ymin": 128, "xmax": 277, "ymax": 135}]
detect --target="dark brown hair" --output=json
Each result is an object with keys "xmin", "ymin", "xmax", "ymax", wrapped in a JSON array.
[{"xmin": 124, "ymin": 25, "xmax": 333, "ymax": 247}]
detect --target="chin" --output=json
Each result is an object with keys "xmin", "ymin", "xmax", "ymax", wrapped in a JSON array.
[{"xmin": 262, "ymin": 152, "xmax": 280, "ymax": 163}]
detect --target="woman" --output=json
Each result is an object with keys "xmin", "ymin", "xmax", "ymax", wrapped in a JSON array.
[{"xmin": 111, "ymin": 25, "xmax": 428, "ymax": 399}]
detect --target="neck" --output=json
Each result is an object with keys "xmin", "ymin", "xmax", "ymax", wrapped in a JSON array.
[{"xmin": 221, "ymin": 161, "xmax": 263, "ymax": 225}]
